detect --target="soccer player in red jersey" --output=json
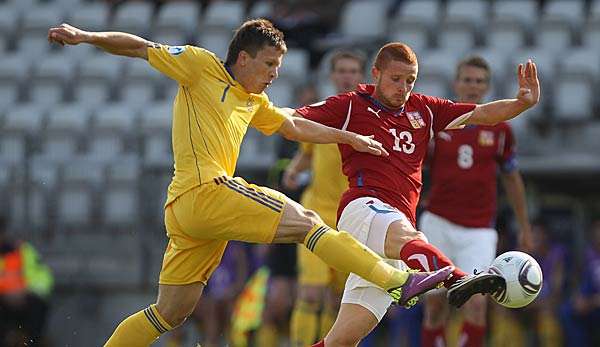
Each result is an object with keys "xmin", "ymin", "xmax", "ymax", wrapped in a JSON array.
[
  {"xmin": 420, "ymin": 56, "xmax": 533, "ymax": 347},
  {"xmin": 299, "ymin": 43, "xmax": 540, "ymax": 346}
]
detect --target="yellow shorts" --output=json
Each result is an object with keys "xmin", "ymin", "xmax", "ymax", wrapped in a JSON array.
[
  {"xmin": 159, "ymin": 176, "xmax": 286, "ymax": 285},
  {"xmin": 297, "ymin": 204, "xmax": 347, "ymax": 292}
]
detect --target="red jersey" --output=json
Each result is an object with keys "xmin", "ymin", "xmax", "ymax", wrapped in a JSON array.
[
  {"xmin": 426, "ymin": 123, "xmax": 517, "ymax": 228},
  {"xmin": 296, "ymin": 84, "xmax": 476, "ymax": 226}
]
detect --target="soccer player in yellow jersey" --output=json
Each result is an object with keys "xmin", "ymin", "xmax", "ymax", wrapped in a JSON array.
[
  {"xmin": 48, "ymin": 19, "xmax": 453, "ymax": 347},
  {"xmin": 284, "ymin": 51, "xmax": 366, "ymax": 346}
]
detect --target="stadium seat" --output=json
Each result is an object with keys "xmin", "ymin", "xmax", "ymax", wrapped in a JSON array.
[
  {"xmin": 445, "ymin": 0, "xmax": 490, "ymax": 30},
  {"xmin": 154, "ymin": 1, "xmax": 200, "ymax": 38},
  {"xmin": 388, "ymin": 20, "xmax": 430, "ymax": 54},
  {"xmin": 17, "ymin": 35, "xmax": 53, "ymax": 57},
  {"xmin": 120, "ymin": 82, "xmax": 156, "ymax": 103},
  {"xmin": 414, "ymin": 72, "xmax": 450, "ymax": 99},
  {"xmin": 559, "ymin": 49, "xmax": 600, "ymax": 82},
  {"xmin": 21, "ymin": 5, "xmax": 64, "ymax": 37},
  {"xmin": 436, "ymin": 19, "xmax": 476, "ymax": 54},
  {"xmin": 238, "ymin": 128, "xmax": 276, "ymax": 170},
  {"xmin": 29, "ymin": 54, "xmax": 74, "ymax": 106},
  {"xmin": 0, "ymin": 4, "xmax": 18, "ymax": 44},
  {"xmin": 266, "ymin": 78, "xmax": 294, "ymax": 107},
  {"xmin": 395, "ymin": 0, "xmax": 441, "ymax": 29},
  {"xmin": 202, "ymin": 0, "xmax": 245, "ymax": 31},
  {"xmin": 249, "ymin": 0, "xmax": 273, "ymax": 18},
  {"xmin": 486, "ymin": 18, "xmax": 527, "ymax": 52},
  {"xmin": 68, "ymin": 2, "xmax": 110, "ymax": 32},
  {"xmin": 536, "ymin": 18, "xmax": 573, "ymax": 54},
  {"xmin": 0, "ymin": 82, "xmax": 19, "ymax": 110},
  {"xmin": 88, "ymin": 103, "xmax": 138, "ymax": 161},
  {"xmin": 151, "ymin": 32, "xmax": 188, "ymax": 47},
  {"xmin": 553, "ymin": 73, "xmax": 594, "ymax": 122},
  {"xmin": 582, "ymin": 19, "xmax": 600, "ymax": 51},
  {"xmin": 39, "ymin": 133, "xmax": 80, "ymax": 163},
  {"xmin": 111, "ymin": 1, "xmax": 153, "ymax": 35},
  {"xmin": 592, "ymin": 0, "xmax": 600, "ymax": 20},
  {"xmin": 198, "ymin": 28, "xmax": 232, "ymax": 60},
  {"xmin": 140, "ymin": 102, "xmax": 172, "ymax": 166},
  {"xmin": 543, "ymin": 0, "xmax": 585, "ymax": 27},
  {"xmin": 75, "ymin": 55, "xmax": 124, "ymax": 105},
  {"xmin": 56, "ymin": 185, "xmax": 94, "ymax": 228},
  {"xmin": 102, "ymin": 159, "xmax": 141, "ymax": 228},
  {"xmin": 30, "ymin": 155, "xmax": 61, "ymax": 189},
  {"xmin": 278, "ymin": 48, "xmax": 309, "ymax": 80},
  {"xmin": 492, "ymin": 0, "xmax": 538, "ymax": 30},
  {"xmin": 419, "ymin": 48, "xmax": 461, "ymax": 81},
  {"xmin": 339, "ymin": 0, "xmax": 388, "ymax": 41},
  {"xmin": 510, "ymin": 48, "xmax": 556, "ymax": 86},
  {"xmin": 94, "ymin": 103, "xmax": 137, "ymax": 133},
  {"xmin": 0, "ymin": 134, "xmax": 26, "ymax": 164},
  {"xmin": 3, "ymin": 103, "xmax": 45, "ymax": 135},
  {"xmin": 61, "ymin": 159, "xmax": 105, "ymax": 187}
]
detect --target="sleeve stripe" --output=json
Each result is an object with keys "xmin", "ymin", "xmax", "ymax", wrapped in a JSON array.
[{"xmin": 341, "ymin": 100, "xmax": 353, "ymax": 131}]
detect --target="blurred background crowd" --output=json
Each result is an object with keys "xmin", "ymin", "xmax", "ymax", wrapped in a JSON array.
[{"xmin": 1, "ymin": 0, "xmax": 599, "ymax": 346}]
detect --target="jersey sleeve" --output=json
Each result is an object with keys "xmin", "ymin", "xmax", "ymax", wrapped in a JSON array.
[
  {"xmin": 295, "ymin": 94, "xmax": 351, "ymax": 129},
  {"xmin": 147, "ymin": 44, "xmax": 215, "ymax": 86},
  {"xmin": 497, "ymin": 123, "xmax": 518, "ymax": 173},
  {"xmin": 420, "ymin": 94, "xmax": 477, "ymax": 132},
  {"xmin": 250, "ymin": 98, "xmax": 290, "ymax": 136}
]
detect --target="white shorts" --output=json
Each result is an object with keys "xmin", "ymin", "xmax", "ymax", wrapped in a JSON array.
[
  {"xmin": 337, "ymin": 197, "xmax": 412, "ymax": 322},
  {"xmin": 419, "ymin": 211, "xmax": 498, "ymax": 274}
]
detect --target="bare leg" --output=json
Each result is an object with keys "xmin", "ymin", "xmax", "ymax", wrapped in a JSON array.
[{"xmin": 325, "ymin": 303, "xmax": 378, "ymax": 347}]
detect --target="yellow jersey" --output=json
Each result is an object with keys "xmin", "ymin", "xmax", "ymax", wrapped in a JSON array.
[
  {"xmin": 300, "ymin": 143, "xmax": 348, "ymax": 226},
  {"xmin": 147, "ymin": 45, "xmax": 289, "ymax": 206}
]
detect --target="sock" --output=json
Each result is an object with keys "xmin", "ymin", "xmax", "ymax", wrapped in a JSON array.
[
  {"xmin": 458, "ymin": 321, "xmax": 486, "ymax": 347},
  {"xmin": 104, "ymin": 304, "xmax": 173, "ymax": 347},
  {"xmin": 255, "ymin": 324, "xmax": 279, "ymax": 347},
  {"xmin": 290, "ymin": 301, "xmax": 320, "ymax": 346},
  {"xmin": 319, "ymin": 308, "xmax": 336, "ymax": 340},
  {"xmin": 312, "ymin": 340, "xmax": 325, "ymax": 347},
  {"xmin": 422, "ymin": 326, "xmax": 446, "ymax": 347},
  {"xmin": 304, "ymin": 225, "xmax": 408, "ymax": 291},
  {"xmin": 399, "ymin": 239, "xmax": 467, "ymax": 288}
]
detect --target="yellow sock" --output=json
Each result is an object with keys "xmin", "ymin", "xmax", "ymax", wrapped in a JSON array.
[
  {"xmin": 104, "ymin": 304, "xmax": 173, "ymax": 347},
  {"xmin": 319, "ymin": 308, "xmax": 336, "ymax": 339},
  {"xmin": 290, "ymin": 301, "xmax": 320, "ymax": 346},
  {"xmin": 304, "ymin": 225, "xmax": 408, "ymax": 291},
  {"xmin": 255, "ymin": 324, "xmax": 279, "ymax": 347}
]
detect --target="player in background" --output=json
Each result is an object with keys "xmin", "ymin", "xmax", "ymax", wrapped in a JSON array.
[
  {"xmin": 283, "ymin": 51, "xmax": 366, "ymax": 346},
  {"xmin": 47, "ymin": 20, "xmax": 453, "ymax": 347},
  {"xmin": 297, "ymin": 43, "xmax": 540, "ymax": 346},
  {"xmin": 420, "ymin": 56, "xmax": 533, "ymax": 347}
]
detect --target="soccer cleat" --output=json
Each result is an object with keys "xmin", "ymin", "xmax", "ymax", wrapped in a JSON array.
[
  {"xmin": 388, "ymin": 266, "xmax": 454, "ymax": 308},
  {"xmin": 447, "ymin": 269, "xmax": 506, "ymax": 308}
]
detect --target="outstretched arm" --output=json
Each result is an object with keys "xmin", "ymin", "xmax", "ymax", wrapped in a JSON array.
[
  {"xmin": 278, "ymin": 110, "xmax": 389, "ymax": 157},
  {"xmin": 466, "ymin": 60, "xmax": 540, "ymax": 126},
  {"xmin": 48, "ymin": 23, "xmax": 151, "ymax": 59}
]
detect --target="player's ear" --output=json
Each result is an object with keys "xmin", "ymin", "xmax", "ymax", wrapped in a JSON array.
[
  {"xmin": 371, "ymin": 65, "xmax": 380, "ymax": 82},
  {"xmin": 238, "ymin": 50, "xmax": 250, "ymax": 67}
]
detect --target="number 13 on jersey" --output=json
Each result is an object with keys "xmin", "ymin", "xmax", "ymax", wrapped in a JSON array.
[{"xmin": 389, "ymin": 128, "xmax": 415, "ymax": 154}]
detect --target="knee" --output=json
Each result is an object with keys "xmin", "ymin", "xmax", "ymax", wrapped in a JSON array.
[
  {"xmin": 155, "ymin": 302, "xmax": 193, "ymax": 329},
  {"xmin": 326, "ymin": 334, "xmax": 360, "ymax": 347}
]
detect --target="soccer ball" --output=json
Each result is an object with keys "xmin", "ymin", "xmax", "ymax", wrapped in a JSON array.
[{"xmin": 488, "ymin": 251, "xmax": 543, "ymax": 308}]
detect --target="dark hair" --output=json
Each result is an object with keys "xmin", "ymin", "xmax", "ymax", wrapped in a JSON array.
[
  {"xmin": 374, "ymin": 42, "xmax": 417, "ymax": 70},
  {"xmin": 225, "ymin": 18, "xmax": 287, "ymax": 66},
  {"xmin": 456, "ymin": 55, "xmax": 491, "ymax": 81},
  {"xmin": 330, "ymin": 50, "xmax": 367, "ymax": 73}
]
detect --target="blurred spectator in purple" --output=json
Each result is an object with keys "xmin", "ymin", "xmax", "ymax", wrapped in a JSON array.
[{"xmin": 561, "ymin": 219, "xmax": 600, "ymax": 347}]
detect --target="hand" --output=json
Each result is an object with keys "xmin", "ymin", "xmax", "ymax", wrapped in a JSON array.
[
  {"xmin": 350, "ymin": 134, "xmax": 389, "ymax": 157},
  {"xmin": 515, "ymin": 59, "xmax": 540, "ymax": 109},
  {"xmin": 48, "ymin": 23, "xmax": 90, "ymax": 46},
  {"xmin": 282, "ymin": 168, "xmax": 299, "ymax": 190}
]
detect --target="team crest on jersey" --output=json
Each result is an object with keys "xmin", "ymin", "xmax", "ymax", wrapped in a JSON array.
[
  {"xmin": 406, "ymin": 111, "xmax": 425, "ymax": 129},
  {"xmin": 246, "ymin": 97, "xmax": 254, "ymax": 112},
  {"xmin": 168, "ymin": 46, "xmax": 186, "ymax": 55},
  {"xmin": 478, "ymin": 130, "xmax": 495, "ymax": 146}
]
